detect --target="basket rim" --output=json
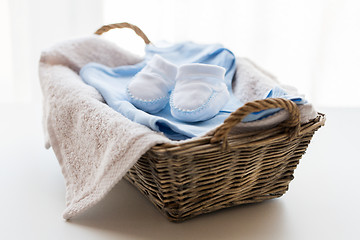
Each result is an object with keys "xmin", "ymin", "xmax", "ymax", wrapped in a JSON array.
[{"xmin": 151, "ymin": 112, "xmax": 325, "ymax": 152}]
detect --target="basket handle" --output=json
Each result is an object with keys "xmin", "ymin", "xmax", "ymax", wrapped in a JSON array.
[
  {"xmin": 94, "ymin": 22, "xmax": 151, "ymax": 45},
  {"xmin": 210, "ymin": 98, "xmax": 300, "ymax": 150}
]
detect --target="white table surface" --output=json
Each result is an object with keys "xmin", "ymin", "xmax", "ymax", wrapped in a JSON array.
[{"xmin": 1, "ymin": 103, "xmax": 359, "ymax": 240}]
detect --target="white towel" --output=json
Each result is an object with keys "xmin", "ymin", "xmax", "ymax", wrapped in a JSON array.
[
  {"xmin": 40, "ymin": 36, "xmax": 172, "ymax": 219},
  {"xmin": 39, "ymin": 35, "xmax": 317, "ymax": 219}
]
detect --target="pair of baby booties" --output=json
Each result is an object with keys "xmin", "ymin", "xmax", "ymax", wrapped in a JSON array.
[{"xmin": 127, "ymin": 55, "xmax": 230, "ymax": 122}]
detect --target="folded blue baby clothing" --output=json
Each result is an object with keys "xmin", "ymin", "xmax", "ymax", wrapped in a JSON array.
[{"xmin": 80, "ymin": 42, "xmax": 306, "ymax": 140}]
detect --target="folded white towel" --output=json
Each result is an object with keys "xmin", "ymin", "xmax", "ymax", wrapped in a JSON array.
[
  {"xmin": 39, "ymin": 35, "xmax": 317, "ymax": 220},
  {"xmin": 40, "ymin": 36, "xmax": 172, "ymax": 219}
]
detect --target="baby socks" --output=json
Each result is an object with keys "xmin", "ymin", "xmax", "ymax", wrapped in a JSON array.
[
  {"xmin": 127, "ymin": 55, "xmax": 230, "ymax": 122},
  {"xmin": 170, "ymin": 63, "xmax": 230, "ymax": 122},
  {"xmin": 127, "ymin": 55, "xmax": 177, "ymax": 114}
]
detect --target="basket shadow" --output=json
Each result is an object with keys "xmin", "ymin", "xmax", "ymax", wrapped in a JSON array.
[{"xmin": 70, "ymin": 179, "xmax": 287, "ymax": 240}]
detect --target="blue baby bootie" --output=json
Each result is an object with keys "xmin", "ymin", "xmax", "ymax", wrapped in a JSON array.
[
  {"xmin": 127, "ymin": 54, "xmax": 177, "ymax": 114},
  {"xmin": 170, "ymin": 63, "xmax": 230, "ymax": 122}
]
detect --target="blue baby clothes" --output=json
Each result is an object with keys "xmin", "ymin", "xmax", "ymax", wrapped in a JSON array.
[
  {"xmin": 170, "ymin": 63, "xmax": 230, "ymax": 122},
  {"xmin": 80, "ymin": 42, "xmax": 305, "ymax": 140},
  {"xmin": 81, "ymin": 41, "xmax": 239, "ymax": 140},
  {"xmin": 127, "ymin": 54, "xmax": 177, "ymax": 113}
]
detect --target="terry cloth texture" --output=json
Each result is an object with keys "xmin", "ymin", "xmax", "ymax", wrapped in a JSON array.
[
  {"xmin": 39, "ymin": 35, "xmax": 317, "ymax": 219},
  {"xmin": 40, "ymin": 35, "xmax": 172, "ymax": 220}
]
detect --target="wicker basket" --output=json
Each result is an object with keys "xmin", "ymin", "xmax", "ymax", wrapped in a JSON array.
[{"xmin": 95, "ymin": 23, "xmax": 326, "ymax": 222}]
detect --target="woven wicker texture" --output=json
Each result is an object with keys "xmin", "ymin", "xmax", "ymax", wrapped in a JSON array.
[
  {"xmin": 125, "ymin": 114, "xmax": 324, "ymax": 222},
  {"xmin": 95, "ymin": 22, "xmax": 151, "ymax": 44},
  {"xmin": 95, "ymin": 23, "xmax": 325, "ymax": 222}
]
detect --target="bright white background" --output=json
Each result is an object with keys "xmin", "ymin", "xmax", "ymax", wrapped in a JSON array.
[
  {"xmin": 1, "ymin": 0, "xmax": 360, "ymax": 107},
  {"xmin": 1, "ymin": 1, "xmax": 360, "ymax": 240}
]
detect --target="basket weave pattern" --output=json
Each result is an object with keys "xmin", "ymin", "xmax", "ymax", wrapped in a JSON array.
[{"xmin": 125, "ymin": 115, "xmax": 322, "ymax": 222}]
